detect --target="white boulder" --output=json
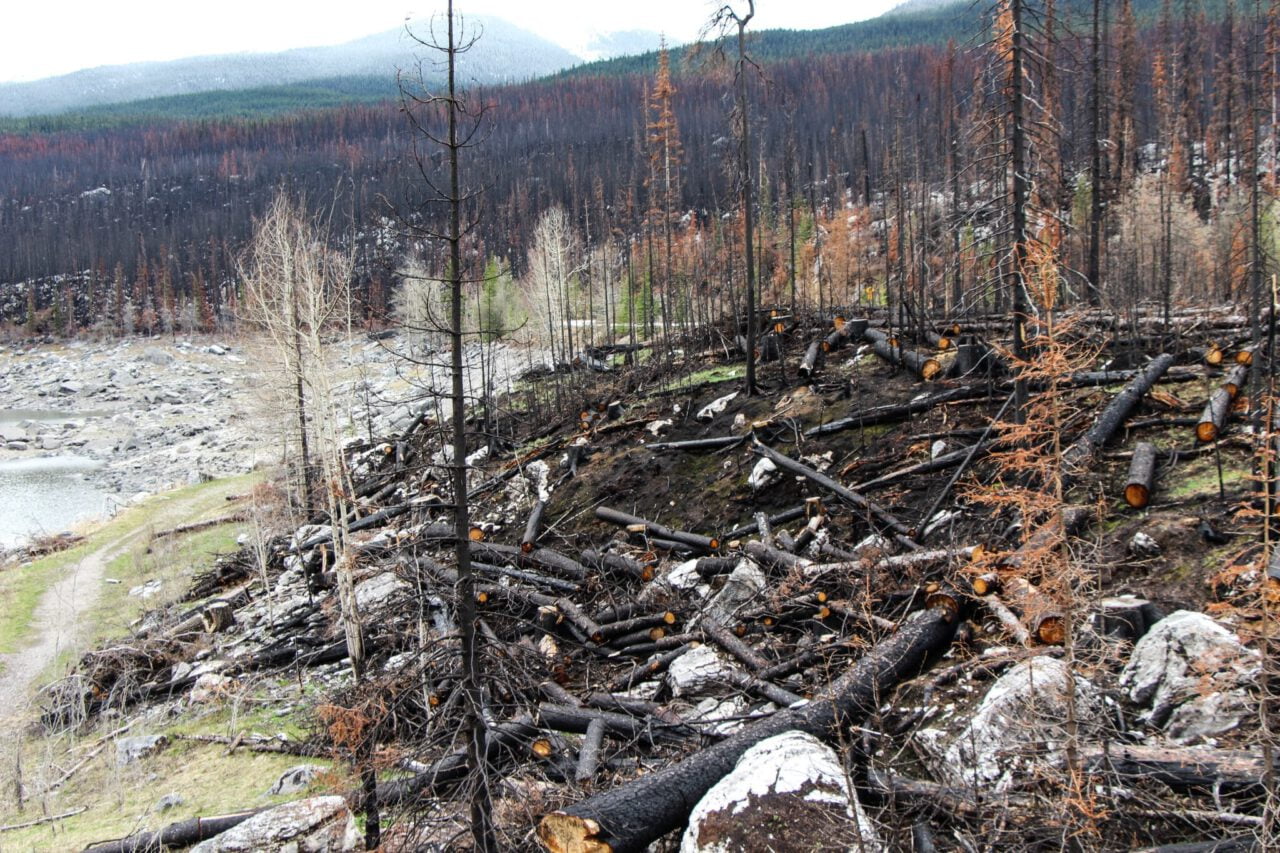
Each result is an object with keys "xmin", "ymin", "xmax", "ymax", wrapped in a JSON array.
[
  {"xmin": 1121, "ymin": 610, "xmax": 1259, "ymax": 743},
  {"xmin": 191, "ymin": 796, "xmax": 361, "ymax": 852},
  {"xmin": 680, "ymin": 730, "xmax": 881, "ymax": 852}
]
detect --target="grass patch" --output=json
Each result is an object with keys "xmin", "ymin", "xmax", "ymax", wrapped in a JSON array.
[
  {"xmin": 676, "ymin": 364, "xmax": 745, "ymax": 387},
  {"xmin": 0, "ymin": 732, "xmax": 329, "ymax": 851},
  {"xmin": 1165, "ymin": 457, "xmax": 1249, "ymax": 499}
]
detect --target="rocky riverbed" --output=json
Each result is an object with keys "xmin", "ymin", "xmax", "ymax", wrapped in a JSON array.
[{"xmin": 0, "ymin": 334, "xmax": 538, "ymax": 548}]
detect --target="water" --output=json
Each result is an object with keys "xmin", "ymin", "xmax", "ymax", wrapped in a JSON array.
[{"xmin": 0, "ymin": 410, "xmax": 111, "ymax": 549}]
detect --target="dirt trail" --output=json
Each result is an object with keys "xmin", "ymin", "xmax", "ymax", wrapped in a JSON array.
[{"xmin": 0, "ymin": 486, "xmax": 238, "ymax": 727}]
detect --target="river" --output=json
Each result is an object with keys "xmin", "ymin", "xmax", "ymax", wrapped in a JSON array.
[{"xmin": 0, "ymin": 411, "xmax": 111, "ymax": 549}]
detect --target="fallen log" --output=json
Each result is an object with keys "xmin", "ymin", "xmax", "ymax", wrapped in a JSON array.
[
  {"xmin": 798, "ymin": 341, "xmax": 824, "ymax": 379},
  {"xmin": 646, "ymin": 436, "xmax": 745, "ymax": 452},
  {"xmin": 753, "ymin": 443, "xmax": 922, "ymax": 551},
  {"xmin": 83, "ymin": 808, "xmax": 272, "ymax": 852},
  {"xmin": 852, "ymin": 441, "xmax": 995, "ymax": 493},
  {"xmin": 863, "ymin": 328, "xmax": 943, "ymax": 381},
  {"xmin": 594, "ymin": 506, "xmax": 719, "ymax": 553},
  {"xmin": 1197, "ymin": 387, "xmax": 1234, "ymax": 443},
  {"xmin": 1081, "ymin": 743, "xmax": 1277, "ymax": 800},
  {"xmin": 805, "ymin": 385, "xmax": 996, "ymax": 437},
  {"xmin": 1124, "ymin": 441, "xmax": 1159, "ymax": 509},
  {"xmin": 522, "ymin": 500, "xmax": 548, "ymax": 553},
  {"xmin": 1061, "ymin": 353, "xmax": 1174, "ymax": 485},
  {"xmin": 536, "ymin": 606, "xmax": 958, "ymax": 853},
  {"xmin": 1000, "ymin": 506, "xmax": 1094, "ymax": 573}
]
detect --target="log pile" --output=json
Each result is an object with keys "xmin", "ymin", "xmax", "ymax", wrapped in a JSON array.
[{"xmin": 50, "ymin": 309, "xmax": 1276, "ymax": 853}]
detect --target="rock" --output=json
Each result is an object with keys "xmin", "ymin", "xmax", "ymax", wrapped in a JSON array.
[
  {"xmin": 267, "ymin": 764, "xmax": 325, "ymax": 796},
  {"xmin": 1120, "ymin": 610, "xmax": 1260, "ymax": 743},
  {"xmin": 703, "ymin": 559, "xmax": 767, "ymax": 625},
  {"xmin": 57, "ymin": 381, "xmax": 81, "ymax": 395},
  {"xmin": 747, "ymin": 457, "xmax": 778, "ymax": 491},
  {"xmin": 116, "ymin": 734, "xmax": 169, "ymax": 766},
  {"xmin": 353, "ymin": 572, "xmax": 410, "ymax": 613},
  {"xmin": 129, "ymin": 579, "xmax": 163, "ymax": 599},
  {"xmin": 1128, "ymin": 530, "xmax": 1161, "ymax": 557},
  {"xmin": 155, "ymin": 792, "xmax": 185, "ymax": 812},
  {"xmin": 645, "ymin": 418, "xmax": 673, "ymax": 437},
  {"xmin": 667, "ymin": 645, "xmax": 732, "ymax": 698},
  {"xmin": 4, "ymin": 440, "xmax": 28, "ymax": 451},
  {"xmin": 696, "ymin": 391, "xmax": 738, "ymax": 423},
  {"xmin": 680, "ymin": 730, "xmax": 882, "ymax": 853},
  {"xmin": 189, "ymin": 673, "xmax": 234, "ymax": 704},
  {"xmin": 143, "ymin": 347, "xmax": 175, "ymax": 366},
  {"xmin": 39, "ymin": 435, "xmax": 63, "ymax": 451},
  {"xmin": 929, "ymin": 656, "xmax": 1103, "ymax": 792},
  {"xmin": 190, "ymin": 796, "xmax": 362, "ymax": 852}
]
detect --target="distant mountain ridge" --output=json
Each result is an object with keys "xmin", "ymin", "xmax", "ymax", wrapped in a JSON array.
[{"xmin": 0, "ymin": 16, "xmax": 582, "ymax": 117}]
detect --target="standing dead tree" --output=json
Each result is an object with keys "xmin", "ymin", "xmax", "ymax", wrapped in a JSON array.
[{"xmin": 397, "ymin": 3, "xmax": 496, "ymax": 849}]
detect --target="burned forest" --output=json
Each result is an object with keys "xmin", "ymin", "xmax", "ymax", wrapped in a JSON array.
[{"xmin": 1, "ymin": 0, "xmax": 1280, "ymax": 852}]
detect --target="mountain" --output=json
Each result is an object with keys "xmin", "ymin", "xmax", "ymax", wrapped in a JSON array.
[
  {"xmin": 0, "ymin": 16, "xmax": 581, "ymax": 117},
  {"xmin": 581, "ymin": 30, "xmax": 666, "ymax": 61}
]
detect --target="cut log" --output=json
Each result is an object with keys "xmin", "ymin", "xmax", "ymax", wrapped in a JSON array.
[
  {"xmin": 1223, "ymin": 364, "xmax": 1250, "ymax": 397},
  {"xmin": 1092, "ymin": 595, "xmax": 1162, "ymax": 642},
  {"xmin": 1002, "ymin": 577, "xmax": 1065, "ymax": 645},
  {"xmin": 201, "ymin": 601, "xmax": 235, "ymax": 634},
  {"xmin": 1000, "ymin": 506, "xmax": 1094, "ymax": 573},
  {"xmin": 798, "ymin": 341, "xmax": 824, "ymax": 379},
  {"xmin": 753, "ymin": 443, "xmax": 922, "ymax": 551},
  {"xmin": 1197, "ymin": 388, "xmax": 1233, "ymax": 443},
  {"xmin": 822, "ymin": 318, "xmax": 868, "ymax": 352},
  {"xmin": 536, "ymin": 606, "xmax": 958, "ymax": 853},
  {"xmin": 594, "ymin": 506, "xmax": 719, "ymax": 553},
  {"xmin": 575, "ymin": 718, "xmax": 606, "ymax": 783},
  {"xmin": 522, "ymin": 500, "xmax": 548, "ymax": 553},
  {"xmin": 863, "ymin": 327, "xmax": 942, "ymax": 381},
  {"xmin": 1061, "ymin": 353, "xmax": 1175, "ymax": 486},
  {"xmin": 1124, "ymin": 442, "xmax": 1159, "ymax": 509},
  {"xmin": 581, "ymin": 550, "xmax": 652, "ymax": 582}
]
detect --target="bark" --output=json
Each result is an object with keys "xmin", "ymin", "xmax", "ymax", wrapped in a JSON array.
[
  {"xmin": 752, "ymin": 443, "xmax": 921, "ymax": 550},
  {"xmin": 537, "ymin": 607, "xmax": 958, "ymax": 853},
  {"xmin": 522, "ymin": 500, "xmax": 547, "ymax": 553},
  {"xmin": 863, "ymin": 327, "xmax": 942, "ymax": 380},
  {"xmin": 1124, "ymin": 441, "xmax": 1158, "ymax": 508},
  {"xmin": 1197, "ymin": 388, "xmax": 1233, "ymax": 443},
  {"xmin": 798, "ymin": 341, "xmax": 824, "ymax": 378},
  {"xmin": 1082, "ymin": 743, "xmax": 1277, "ymax": 799},
  {"xmin": 647, "ymin": 436, "xmax": 745, "ymax": 452},
  {"xmin": 594, "ymin": 506, "xmax": 719, "ymax": 553},
  {"xmin": 1061, "ymin": 353, "xmax": 1175, "ymax": 486}
]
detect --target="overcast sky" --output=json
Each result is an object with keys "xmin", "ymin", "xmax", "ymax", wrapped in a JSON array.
[{"xmin": 1, "ymin": 1, "xmax": 901, "ymax": 83}]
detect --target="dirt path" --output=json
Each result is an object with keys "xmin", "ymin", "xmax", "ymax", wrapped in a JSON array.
[{"xmin": 0, "ymin": 485, "xmax": 240, "ymax": 727}]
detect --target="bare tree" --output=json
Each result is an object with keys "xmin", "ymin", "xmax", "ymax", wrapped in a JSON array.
[
  {"xmin": 398, "ymin": 3, "xmax": 497, "ymax": 848},
  {"xmin": 710, "ymin": 1, "xmax": 759, "ymax": 395}
]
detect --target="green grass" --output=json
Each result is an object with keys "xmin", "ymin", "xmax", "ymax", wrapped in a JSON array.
[
  {"xmin": 0, "ymin": 473, "xmax": 259, "ymax": 668},
  {"xmin": 0, "ymin": 735, "xmax": 329, "ymax": 851},
  {"xmin": 677, "ymin": 364, "xmax": 745, "ymax": 387}
]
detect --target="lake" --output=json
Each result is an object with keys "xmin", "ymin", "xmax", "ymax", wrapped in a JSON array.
[{"xmin": 0, "ymin": 410, "xmax": 111, "ymax": 549}]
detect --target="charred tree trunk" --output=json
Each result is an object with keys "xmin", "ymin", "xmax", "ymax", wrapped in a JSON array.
[{"xmin": 537, "ymin": 607, "xmax": 958, "ymax": 853}]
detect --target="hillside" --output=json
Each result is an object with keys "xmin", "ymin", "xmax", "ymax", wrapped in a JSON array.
[{"xmin": 0, "ymin": 15, "xmax": 581, "ymax": 118}]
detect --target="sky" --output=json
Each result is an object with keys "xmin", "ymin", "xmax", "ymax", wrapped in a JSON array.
[{"xmin": 0, "ymin": 0, "xmax": 902, "ymax": 83}]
